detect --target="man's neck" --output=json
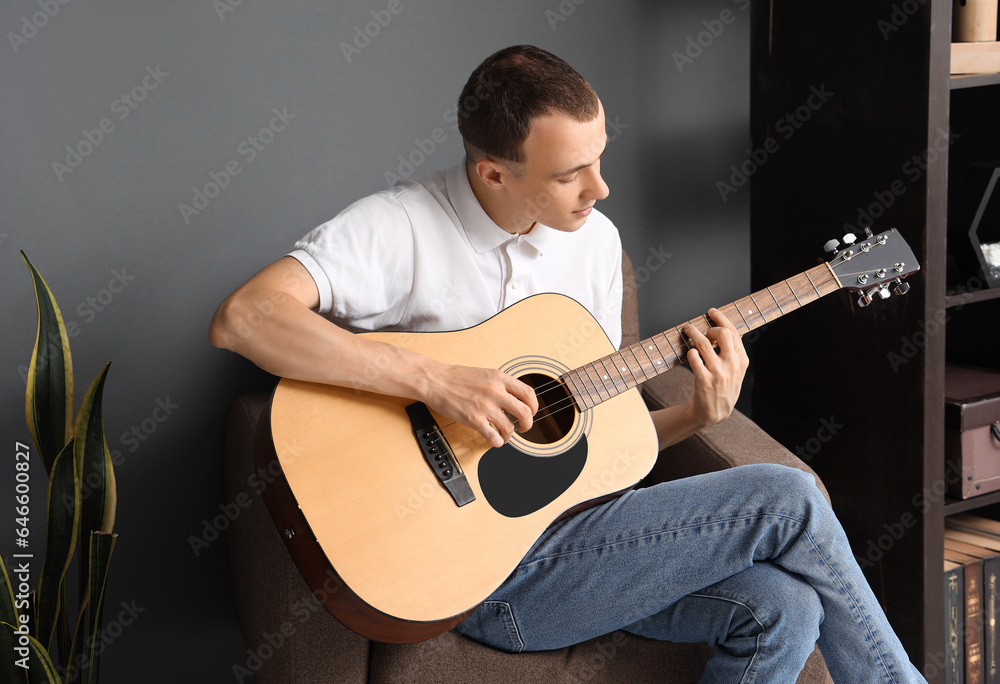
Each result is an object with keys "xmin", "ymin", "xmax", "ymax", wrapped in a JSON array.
[{"xmin": 465, "ymin": 163, "xmax": 535, "ymax": 236}]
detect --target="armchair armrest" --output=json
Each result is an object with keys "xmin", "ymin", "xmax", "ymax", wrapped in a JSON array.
[{"xmin": 639, "ymin": 366, "xmax": 831, "ymax": 504}]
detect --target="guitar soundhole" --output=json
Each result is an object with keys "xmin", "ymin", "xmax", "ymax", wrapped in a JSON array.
[{"xmin": 517, "ymin": 373, "xmax": 576, "ymax": 446}]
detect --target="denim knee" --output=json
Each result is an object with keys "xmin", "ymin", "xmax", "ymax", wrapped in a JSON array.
[{"xmin": 738, "ymin": 463, "xmax": 826, "ymax": 511}]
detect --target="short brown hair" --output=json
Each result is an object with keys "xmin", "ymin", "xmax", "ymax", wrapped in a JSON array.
[{"xmin": 457, "ymin": 45, "xmax": 599, "ymax": 167}]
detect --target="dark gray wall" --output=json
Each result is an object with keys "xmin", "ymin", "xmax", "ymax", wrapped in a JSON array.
[{"xmin": 0, "ymin": 1, "xmax": 749, "ymax": 680}]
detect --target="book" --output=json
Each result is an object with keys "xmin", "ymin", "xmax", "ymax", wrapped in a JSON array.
[
  {"xmin": 950, "ymin": 559, "xmax": 969, "ymax": 684},
  {"xmin": 947, "ymin": 547, "xmax": 985, "ymax": 684},
  {"xmin": 949, "ymin": 514, "xmax": 1000, "ymax": 541},
  {"xmin": 947, "ymin": 527, "xmax": 1000, "ymax": 682}
]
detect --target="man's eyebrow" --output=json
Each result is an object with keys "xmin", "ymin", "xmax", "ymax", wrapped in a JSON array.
[{"xmin": 550, "ymin": 143, "xmax": 607, "ymax": 179}]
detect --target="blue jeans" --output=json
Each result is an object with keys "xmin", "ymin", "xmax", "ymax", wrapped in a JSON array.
[{"xmin": 455, "ymin": 464, "xmax": 927, "ymax": 683}]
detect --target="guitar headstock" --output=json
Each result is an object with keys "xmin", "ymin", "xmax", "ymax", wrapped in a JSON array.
[{"xmin": 824, "ymin": 228, "xmax": 920, "ymax": 307}]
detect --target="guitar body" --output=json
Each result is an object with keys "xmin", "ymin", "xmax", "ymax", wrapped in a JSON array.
[{"xmin": 258, "ymin": 293, "xmax": 660, "ymax": 643}]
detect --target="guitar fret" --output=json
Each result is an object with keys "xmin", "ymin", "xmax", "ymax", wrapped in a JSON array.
[
  {"xmin": 735, "ymin": 297, "xmax": 767, "ymax": 329},
  {"xmin": 598, "ymin": 357, "xmax": 628, "ymax": 394},
  {"xmin": 652, "ymin": 334, "xmax": 680, "ymax": 369},
  {"xmin": 643, "ymin": 338, "xmax": 669, "ymax": 371},
  {"xmin": 593, "ymin": 360, "xmax": 619, "ymax": 397},
  {"xmin": 748, "ymin": 293, "xmax": 769, "ymax": 322},
  {"xmin": 804, "ymin": 271, "xmax": 822, "ymax": 297},
  {"xmin": 629, "ymin": 345, "xmax": 655, "ymax": 380},
  {"xmin": 730, "ymin": 303, "xmax": 752, "ymax": 334},
  {"xmin": 769, "ymin": 281, "xmax": 798, "ymax": 314},
  {"xmin": 673, "ymin": 326, "xmax": 693, "ymax": 355},
  {"xmin": 624, "ymin": 347, "xmax": 651, "ymax": 382},
  {"xmin": 766, "ymin": 286, "xmax": 785, "ymax": 315},
  {"xmin": 577, "ymin": 368, "xmax": 604, "ymax": 404},
  {"xmin": 564, "ymin": 371, "xmax": 593, "ymax": 410},
  {"xmin": 784, "ymin": 279, "xmax": 803, "ymax": 306},
  {"xmin": 611, "ymin": 351, "xmax": 640, "ymax": 386},
  {"xmin": 584, "ymin": 364, "xmax": 614, "ymax": 401}
]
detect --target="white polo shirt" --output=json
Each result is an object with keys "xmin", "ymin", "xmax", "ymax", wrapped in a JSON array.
[{"xmin": 288, "ymin": 163, "xmax": 624, "ymax": 348}]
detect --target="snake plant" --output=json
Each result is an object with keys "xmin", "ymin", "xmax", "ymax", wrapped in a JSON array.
[{"xmin": 1, "ymin": 254, "xmax": 118, "ymax": 683}]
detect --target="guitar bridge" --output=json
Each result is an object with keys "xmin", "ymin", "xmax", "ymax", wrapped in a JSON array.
[{"xmin": 405, "ymin": 403, "xmax": 476, "ymax": 507}]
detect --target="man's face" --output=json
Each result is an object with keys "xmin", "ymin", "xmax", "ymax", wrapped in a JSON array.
[{"xmin": 503, "ymin": 99, "xmax": 610, "ymax": 233}]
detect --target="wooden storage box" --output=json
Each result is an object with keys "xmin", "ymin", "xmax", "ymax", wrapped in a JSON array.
[{"xmin": 946, "ymin": 365, "xmax": 1000, "ymax": 499}]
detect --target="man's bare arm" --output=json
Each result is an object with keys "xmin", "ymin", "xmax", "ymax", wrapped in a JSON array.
[{"xmin": 208, "ymin": 257, "xmax": 537, "ymax": 447}]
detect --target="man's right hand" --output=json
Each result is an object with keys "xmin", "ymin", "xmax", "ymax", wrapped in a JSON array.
[{"xmin": 421, "ymin": 363, "xmax": 538, "ymax": 449}]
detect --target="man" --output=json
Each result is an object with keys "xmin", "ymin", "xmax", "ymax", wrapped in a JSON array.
[{"xmin": 210, "ymin": 45, "xmax": 926, "ymax": 683}]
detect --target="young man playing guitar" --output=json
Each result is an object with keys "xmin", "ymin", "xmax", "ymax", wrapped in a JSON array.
[{"xmin": 210, "ymin": 45, "xmax": 926, "ymax": 683}]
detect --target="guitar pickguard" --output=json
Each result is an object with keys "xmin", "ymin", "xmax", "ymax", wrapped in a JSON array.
[{"xmin": 478, "ymin": 436, "xmax": 588, "ymax": 518}]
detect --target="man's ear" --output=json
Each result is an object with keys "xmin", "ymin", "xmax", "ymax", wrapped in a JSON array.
[{"xmin": 473, "ymin": 157, "xmax": 509, "ymax": 190}]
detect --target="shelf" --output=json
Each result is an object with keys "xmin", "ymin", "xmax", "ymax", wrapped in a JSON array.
[
  {"xmin": 951, "ymin": 42, "xmax": 1000, "ymax": 86},
  {"xmin": 950, "ymin": 72, "xmax": 1000, "ymax": 89},
  {"xmin": 944, "ymin": 286, "xmax": 1000, "ymax": 307},
  {"xmin": 945, "ymin": 489, "xmax": 1000, "ymax": 514}
]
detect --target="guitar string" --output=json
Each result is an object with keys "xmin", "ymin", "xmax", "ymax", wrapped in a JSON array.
[
  {"xmin": 429, "ymin": 298, "xmax": 766, "ymax": 454},
  {"xmin": 427, "ymin": 278, "xmax": 803, "ymax": 449},
  {"xmin": 428, "ymin": 329, "xmax": 695, "ymax": 449},
  {"xmin": 428, "ymin": 242, "xmax": 896, "ymax": 461}
]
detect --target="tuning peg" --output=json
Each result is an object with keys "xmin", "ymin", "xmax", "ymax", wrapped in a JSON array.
[
  {"xmin": 893, "ymin": 278, "xmax": 910, "ymax": 296},
  {"xmin": 842, "ymin": 232, "xmax": 857, "ymax": 245},
  {"xmin": 877, "ymin": 285, "xmax": 892, "ymax": 300},
  {"xmin": 858, "ymin": 292, "xmax": 873, "ymax": 307},
  {"xmin": 823, "ymin": 239, "xmax": 840, "ymax": 254},
  {"xmin": 864, "ymin": 227, "xmax": 874, "ymax": 238}
]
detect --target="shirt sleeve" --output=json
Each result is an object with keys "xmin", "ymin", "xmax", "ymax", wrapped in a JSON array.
[{"xmin": 287, "ymin": 192, "xmax": 415, "ymax": 330}]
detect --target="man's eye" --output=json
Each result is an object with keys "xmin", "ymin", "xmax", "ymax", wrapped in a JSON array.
[{"xmin": 559, "ymin": 175, "xmax": 579, "ymax": 184}]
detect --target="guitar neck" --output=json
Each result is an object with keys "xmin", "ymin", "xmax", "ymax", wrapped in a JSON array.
[{"xmin": 562, "ymin": 262, "xmax": 842, "ymax": 410}]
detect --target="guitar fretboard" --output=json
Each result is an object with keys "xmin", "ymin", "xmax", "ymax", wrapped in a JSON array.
[{"xmin": 562, "ymin": 263, "xmax": 841, "ymax": 410}]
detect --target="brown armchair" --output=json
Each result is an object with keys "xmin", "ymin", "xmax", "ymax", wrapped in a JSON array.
[{"xmin": 223, "ymin": 251, "xmax": 833, "ymax": 683}]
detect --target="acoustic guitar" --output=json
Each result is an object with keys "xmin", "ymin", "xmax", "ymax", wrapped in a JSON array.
[{"xmin": 254, "ymin": 227, "xmax": 919, "ymax": 643}]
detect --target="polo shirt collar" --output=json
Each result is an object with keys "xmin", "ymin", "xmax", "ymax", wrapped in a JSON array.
[{"xmin": 446, "ymin": 163, "xmax": 555, "ymax": 257}]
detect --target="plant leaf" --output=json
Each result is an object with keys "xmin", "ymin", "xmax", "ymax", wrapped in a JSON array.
[
  {"xmin": 35, "ymin": 439, "xmax": 80, "ymax": 652},
  {"xmin": 0, "ymin": 621, "xmax": 62, "ymax": 684},
  {"xmin": 0, "ymin": 554, "xmax": 20, "ymax": 631},
  {"xmin": 22, "ymin": 253, "xmax": 74, "ymax": 475},
  {"xmin": 1, "ymin": 558, "xmax": 28, "ymax": 684},
  {"xmin": 73, "ymin": 363, "xmax": 116, "ymax": 615},
  {"xmin": 84, "ymin": 532, "xmax": 116, "ymax": 684},
  {"xmin": 0, "ymin": 621, "xmax": 29, "ymax": 684},
  {"xmin": 64, "ymin": 600, "xmax": 88, "ymax": 684}
]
